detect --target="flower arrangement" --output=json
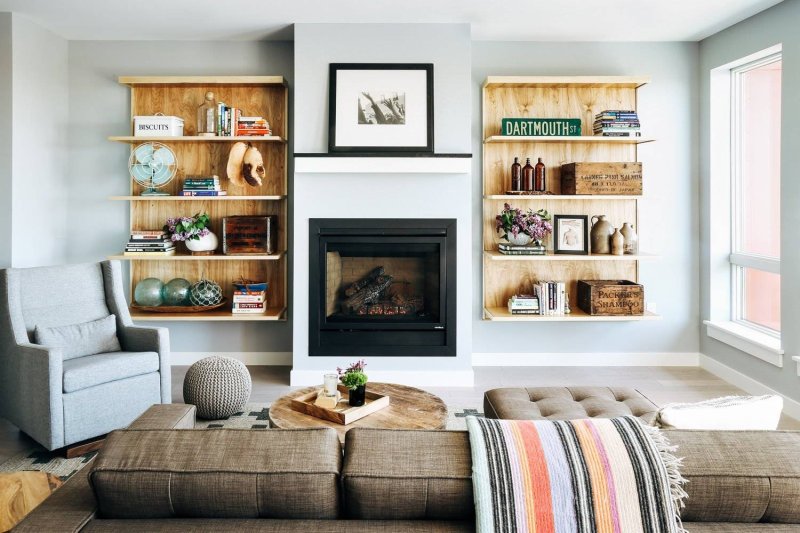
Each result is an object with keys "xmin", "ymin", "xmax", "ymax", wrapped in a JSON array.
[
  {"xmin": 337, "ymin": 359, "xmax": 368, "ymax": 390},
  {"xmin": 164, "ymin": 212, "xmax": 211, "ymax": 242},
  {"xmin": 495, "ymin": 203, "xmax": 552, "ymax": 243}
]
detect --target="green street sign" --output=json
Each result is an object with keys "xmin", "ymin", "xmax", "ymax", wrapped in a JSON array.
[{"xmin": 501, "ymin": 118, "xmax": 581, "ymax": 137}]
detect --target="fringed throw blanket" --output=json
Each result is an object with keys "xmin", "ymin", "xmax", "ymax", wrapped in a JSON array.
[{"xmin": 466, "ymin": 416, "xmax": 686, "ymax": 533}]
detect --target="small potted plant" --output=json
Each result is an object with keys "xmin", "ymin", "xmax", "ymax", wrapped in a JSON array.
[
  {"xmin": 337, "ymin": 359, "xmax": 368, "ymax": 407},
  {"xmin": 164, "ymin": 212, "xmax": 218, "ymax": 255},
  {"xmin": 495, "ymin": 203, "xmax": 552, "ymax": 253}
]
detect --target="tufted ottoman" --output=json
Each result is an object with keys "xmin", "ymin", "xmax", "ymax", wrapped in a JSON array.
[{"xmin": 483, "ymin": 386, "xmax": 659, "ymax": 425}]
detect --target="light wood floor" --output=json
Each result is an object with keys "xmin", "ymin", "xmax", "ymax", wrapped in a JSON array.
[{"xmin": 1, "ymin": 365, "xmax": 798, "ymax": 462}]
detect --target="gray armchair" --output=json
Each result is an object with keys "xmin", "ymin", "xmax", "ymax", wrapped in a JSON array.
[{"xmin": 0, "ymin": 260, "xmax": 170, "ymax": 450}]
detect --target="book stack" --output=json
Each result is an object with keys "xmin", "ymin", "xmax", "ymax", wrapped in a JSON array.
[
  {"xmin": 181, "ymin": 175, "xmax": 226, "ymax": 197},
  {"xmin": 124, "ymin": 230, "xmax": 175, "ymax": 256},
  {"xmin": 232, "ymin": 288, "xmax": 267, "ymax": 314},
  {"xmin": 507, "ymin": 294, "xmax": 540, "ymax": 315},
  {"xmin": 214, "ymin": 103, "xmax": 272, "ymax": 137},
  {"xmin": 535, "ymin": 281, "xmax": 567, "ymax": 316},
  {"xmin": 498, "ymin": 242, "xmax": 546, "ymax": 256},
  {"xmin": 593, "ymin": 110, "xmax": 641, "ymax": 137}
]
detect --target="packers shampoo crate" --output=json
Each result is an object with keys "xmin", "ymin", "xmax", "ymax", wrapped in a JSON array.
[
  {"xmin": 561, "ymin": 162, "xmax": 642, "ymax": 195},
  {"xmin": 576, "ymin": 280, "xmax": 644, "ymax": 316}
]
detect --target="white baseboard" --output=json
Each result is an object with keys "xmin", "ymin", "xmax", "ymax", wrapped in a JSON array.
[
  {"xmin": 472, "ymin": 352, "xmax": 700, "ymax": 367},
  {"xmin": 290, "ymin": 369, "xmax": 475, "ymax": 387},
  {"xmin": 700, "ymin": 354, "xmax": 800, "ymax": 421},
  {"xmin": 172, "ymin": 352, "xmax": 292, "ymax": 366}
]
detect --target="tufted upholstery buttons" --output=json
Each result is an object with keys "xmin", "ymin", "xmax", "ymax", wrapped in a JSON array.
[{"xmin": 483, "ymin": 386, "xmax": 659, "ymax": 425}]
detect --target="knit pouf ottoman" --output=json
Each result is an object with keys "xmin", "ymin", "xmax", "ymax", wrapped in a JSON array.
[{"xmin": 183, "ymin": 356, "xmax": 252, "ymax": 419}]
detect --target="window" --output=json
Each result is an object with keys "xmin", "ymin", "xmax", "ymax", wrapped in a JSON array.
[
  {"xmin": 705, "ymin": 45, "xmax": 783, "ymax": 366},
  {"xmin": 730, "ymin": 53, "xmax": 781, "ymax": 334}
]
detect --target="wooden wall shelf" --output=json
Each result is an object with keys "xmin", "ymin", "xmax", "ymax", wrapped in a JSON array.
[
  {"xmin": 481, "ymin": 74, "xmax": 655, "ymax": 321},
  {"xmin": 483, "ymin": 307, "xmax": 659, "ymax": 322},
  {"xmin": 130, "ymin": 306, "xmax": 287, "ymax": 322},
  {"xmin": 110, "ymin": 195, "xmax": 286, "ymax": 201},
  {"xmin": 113, "ymin": 75, "xmax": 289, "ymax": 322},
  {"xmin": 109, "ymin": 135, "xmax": 286, "ymax": 144},
  {"xmin": 484, "ymin": 251, "xmax": 657, "ymax": 261},
  {"xmin": 484, "ymin": 135, "xmax": 654, "ymax": 145}
]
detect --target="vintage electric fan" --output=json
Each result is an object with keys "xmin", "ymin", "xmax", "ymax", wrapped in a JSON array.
[{"xmin": 129, "ymin": 142, "xmax": 177, "ymax": 196}]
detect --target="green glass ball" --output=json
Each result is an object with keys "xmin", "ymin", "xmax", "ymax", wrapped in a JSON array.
[
  {"xmin": 134, "ymin": 278, "xmax": 164, "ymax": 306},
  {"xmin": 162, "ymin": 278, "xmax": 192, "ymax": 306},
  {"xmin": 189, "ymin": 279, "xmax": 223, "ymax": 306}
]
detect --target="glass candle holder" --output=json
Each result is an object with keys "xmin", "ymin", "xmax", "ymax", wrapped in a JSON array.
[{"xmin": 323, "ymin": 373, "xmax": 338, "ymax": 397}]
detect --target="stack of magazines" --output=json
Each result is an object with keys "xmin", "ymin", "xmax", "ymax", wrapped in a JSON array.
[
  {"xmin": 124, "ymin": 230, "xmax": 175, "ymax": 256},
  {"xmin": 593, "ymin": 110, "xmax": 641, "ymax": 137},
  {"xmin": 507, "ymin": 294, "xmax": 540, "ymax": 315}
]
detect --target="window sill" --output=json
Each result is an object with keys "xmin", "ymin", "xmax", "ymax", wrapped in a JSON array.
[
  {"xmin": 704, "ymin": 320, "xmax": 783, "ymax": 367},
  {"xmin": 793, "ymin": 356, "xmax": 800, "ymax": 377}
]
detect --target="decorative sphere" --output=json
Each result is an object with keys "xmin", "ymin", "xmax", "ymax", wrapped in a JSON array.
[
  {"xmin": 134, "ymin": 278, "xmax": 164, "ymax": 306},
  {"xmin": 189, "ymin": 279, "xmax": 223, "ymax": 306},
  {"xmin": 162, "ymin": 278, "xmax": 192, "ymax": 306}
]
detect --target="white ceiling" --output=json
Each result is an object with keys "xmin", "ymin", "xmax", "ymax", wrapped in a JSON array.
[{"xmin": 0, "ymin": 0, "xmax": 784, "ymax": 42}]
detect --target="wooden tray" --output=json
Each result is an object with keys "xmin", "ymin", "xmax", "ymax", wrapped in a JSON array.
[
  {"xmin": 290, "ymin": 384, "xmax": 390, "ymax": 425},
  {"xmin": 131, "ymin": 298, "xmax": 228, "ymax": 313}
]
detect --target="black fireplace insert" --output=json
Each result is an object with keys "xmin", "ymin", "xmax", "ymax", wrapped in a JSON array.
[{"xmin": 309, "ymin": 218, "xmax": 456, "ymax": 357}]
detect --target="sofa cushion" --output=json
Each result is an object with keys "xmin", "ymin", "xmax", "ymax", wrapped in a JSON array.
[
  {"xmin": 89, "ymin": 428, "xmax": 342, "ymax": 520},
  {"xmin": 669, "ymin": 430, "xmax": 800, "ymax": 523},
  {"xmin": 62, "ymin": 351, "xmax": 159, "ymax": 393},
  {"xmin": 35, "ymin": 314, "xmax": 121, "ymax": 360},
  {"xmin": 81, "ymin": 519, "xmax": 475, "ymax": 532},
  {"xmin": 343, "ymin": 429, "xmax": 473, "ymax": 521},
  {"xmin": 484, "ymin": 386, "xmax": 659, "ymax": 425}
]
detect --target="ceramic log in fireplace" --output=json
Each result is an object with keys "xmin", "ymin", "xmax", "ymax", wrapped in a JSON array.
[{"xmin": 309, "ymin": 219, "xmax": 456, "ymax": 357}]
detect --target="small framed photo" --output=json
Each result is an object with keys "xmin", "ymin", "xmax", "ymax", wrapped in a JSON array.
[
  {"xmin": 328, "ymin": 63, "xmax": 434, "ymax": 153},
  {"xmin": 553, "ymin": 215, "xmax": 589, "ymax": 255}
]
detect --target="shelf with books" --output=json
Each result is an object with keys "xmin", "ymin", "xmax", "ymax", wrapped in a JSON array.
[
  {"xmin": 484, "ymin": 135, "xmax": 654, "ymax": 144},
  {"xmin": 108, "ymin": 135, "xmax": 286, "ymax": 144},
  {"xmin": 109, "ymin": 195, "xmax": 287, "ymax": 201},
  {"xmin": 484, "ymin": 250, "xmax": 657, "ymax": 261},
  {"xmin": 109, "ymin": 251, "xmax": 285, "ymax": 261},
  {"xmin": 481, "ymin": 75, "xmax": 655, "ymax": 323},
  {"xmin": 129, "ymin": 306, "xmax": 286, "ymax": 322},
  {"xmin": 114, "ymin": 75, "xmax": 289, "ymax": 322},
  {"xmin": 483, "ymin": 306, "xmax": 660, "ymax": 322}
]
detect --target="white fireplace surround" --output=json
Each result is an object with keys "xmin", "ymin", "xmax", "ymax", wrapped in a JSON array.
[{"xmin": 291, "ymin": 166, "xmax": 474, "ymax": 387}]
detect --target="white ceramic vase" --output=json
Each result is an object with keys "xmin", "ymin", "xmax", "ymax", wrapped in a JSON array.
[
  {"xmin": 506, "ymin": 233, "xmax": 533, "ymax": 246},
  {"xmin": 186, "ymin": 231, "xmax": 218, "ymax": 254}
]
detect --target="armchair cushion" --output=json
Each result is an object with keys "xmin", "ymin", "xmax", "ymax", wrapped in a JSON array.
[
  {"xmin": 63, "ymin": 351, "xmax": 159, "ymax": 393},
  {"xmin": 35, "ymin": 314, "xmax": 121, "ymax": 360}
]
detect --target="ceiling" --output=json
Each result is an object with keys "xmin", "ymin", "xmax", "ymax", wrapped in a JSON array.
[{"xmin": 0, "ymin": 0, "xmax": 784, "ymax": 42}]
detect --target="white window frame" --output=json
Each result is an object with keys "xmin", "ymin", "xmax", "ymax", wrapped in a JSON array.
[{"xmin": 705, "ymin": 44, "xmax": 783, "ymax": 367}]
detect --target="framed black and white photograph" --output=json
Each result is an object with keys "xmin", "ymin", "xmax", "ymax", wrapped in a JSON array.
[
  {"xmin": 328, "ymin": 63, "xmax": 434, "ymax": 153},
  {"xmin": 553, "ymin": 215, "xmax": 589, "ymax": 255}
]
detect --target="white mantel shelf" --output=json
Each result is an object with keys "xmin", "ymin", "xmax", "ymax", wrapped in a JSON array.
[{"xmin": 295, "ymin": 154, "xmax": 472, "ymax": 174}]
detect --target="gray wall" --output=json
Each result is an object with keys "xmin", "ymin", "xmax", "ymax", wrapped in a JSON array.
[
  {"xmin": 67, "ymin": 40, "xmax": 294, "ymax": 353},
  {"xmin": 4, "ymin": 14, "xmax": 69, "ymax": 268},
  {"xmin": 699, "ymin": 0, "xmax": 800, "ymax": 400},
  {"xmin": 0, "ymin": 14, "xmax": 11, "ymax": 268},
  {"xmin": 472, "ymin": 42, "xmax": 700, "ymax": 356}
]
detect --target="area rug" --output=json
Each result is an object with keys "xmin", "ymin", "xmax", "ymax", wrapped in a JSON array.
[{"xmin": 0, "ymin": 404, "xmax": 483, "ymax": 481}]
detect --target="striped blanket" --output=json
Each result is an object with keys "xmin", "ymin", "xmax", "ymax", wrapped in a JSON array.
[{"xmin": 467, "ymin": 416, "xmax": 686, "ymax": 533}]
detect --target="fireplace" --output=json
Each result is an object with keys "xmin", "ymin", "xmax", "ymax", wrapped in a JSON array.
[{"xmin": 309, "ymin": 219, "xmax": 456, "ymax": 357}]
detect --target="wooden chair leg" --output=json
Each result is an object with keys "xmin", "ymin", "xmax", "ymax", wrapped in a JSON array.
[{"xmin": 64, "ymin": 436, "xmax": 106, "ymax": 459}]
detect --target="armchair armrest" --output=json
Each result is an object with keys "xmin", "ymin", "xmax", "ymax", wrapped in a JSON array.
[{"xmin": 118, "ymin": 325, "xmax": 171, "ymax": 404}]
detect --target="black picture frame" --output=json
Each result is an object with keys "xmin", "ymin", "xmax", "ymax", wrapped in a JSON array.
[
  {"xmin": 328, "ymin": 63, "xmax": 434, "ymax": 154},
  {"xmin": 553, "ymin": 215, "xmax": 589, "ymax": 255}
]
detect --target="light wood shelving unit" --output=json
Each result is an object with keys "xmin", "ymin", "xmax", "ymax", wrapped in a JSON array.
[
  {"xmin": 112, "ymin": 75, "xmax": 288, "ymax": 322},
  {"xmin": 482, "ymin": 75, "xmax": 658, "ymax": 322}
]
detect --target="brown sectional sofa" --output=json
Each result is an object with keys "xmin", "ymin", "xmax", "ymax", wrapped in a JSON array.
[{"xmin": 15, "ymin": 404, "xmax": 800, "ymax": 532}]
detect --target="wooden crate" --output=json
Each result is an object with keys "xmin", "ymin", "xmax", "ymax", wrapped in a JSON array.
[
  {"xmin": 576, "ymin": 280, "xmax": 644, "ymax": 316},
  {"xmin": 561, "ymin": 162, "xmax": 642, "ymax": 195},
  {"xmin": 289, "ymin": 385, "xmax": 390, "ymax": 425}
]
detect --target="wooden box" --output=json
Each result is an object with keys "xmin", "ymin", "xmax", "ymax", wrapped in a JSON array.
[
  {"xmin": 576, "ymin": 280, "xmax": 644, "ymax": 316},
  {"xmin": 290, "ymin": 385, "xmax": 390, "ymax": 425},
  {"xmin": 561, "ymin": 162, "xmax": 642, "ymax": 195},
  {"xmin": 222, "ymin": 215, "xmax": 277, "ymax": 255}
]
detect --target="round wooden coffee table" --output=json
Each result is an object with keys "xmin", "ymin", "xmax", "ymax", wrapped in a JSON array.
[{"xmin": 269, "ymin": 382, "xmax": 447, "ymax": 442}]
